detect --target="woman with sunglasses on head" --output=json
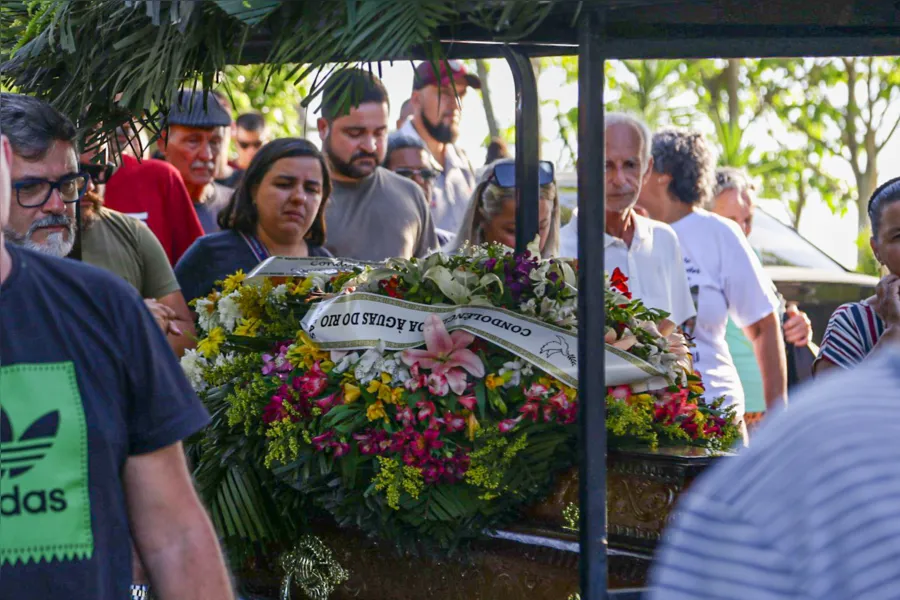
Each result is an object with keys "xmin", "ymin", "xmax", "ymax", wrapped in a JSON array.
[
  {"xmin": 175, "ymin": 138, "xmax": 332, "ymax": 305},
  {"xmin": 446, "ymin": 158, "xmax": 560, "ymax": 258},
  {"xmin": 638, "ymin": 129, "xmax": 787, "ymax": 441},
  {"xmin": 815, "ymin": 178, "xmax": 900, "ymax": 374}
]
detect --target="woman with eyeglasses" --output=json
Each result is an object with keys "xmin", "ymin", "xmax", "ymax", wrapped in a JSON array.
[
  {"xmin": 446, "ymin": 158, "xmax": 560, "ymax": 258},
  {"xmin": 815, "ymin": 178, "xmax": 900, "ymax": 374},
  {"xmin": 638, "ymin": 129, "xmax": 786, "ymax": 441},
  {"xmin": 175, "ymin": 138, "xmax": 332, "ymax": 304}
]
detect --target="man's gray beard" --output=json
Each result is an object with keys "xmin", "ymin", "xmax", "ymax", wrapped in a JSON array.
[{"xmin": 3, "ymin": 214, "xmax": 76, "ymax": 258}]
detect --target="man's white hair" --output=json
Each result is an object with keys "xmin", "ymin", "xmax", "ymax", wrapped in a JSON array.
[{"xmin": 605, "ymin": 112, "xmax": 652, "ymax": 171}]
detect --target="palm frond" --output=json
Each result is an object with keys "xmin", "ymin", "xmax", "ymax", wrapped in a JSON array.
[{"xmin": 1, "ymin": 0, "xmax": 562, "ymax": 156}]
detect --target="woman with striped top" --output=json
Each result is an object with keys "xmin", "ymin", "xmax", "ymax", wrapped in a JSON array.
[{"xmin": 815, "ymin": 177, "xmax": 900, "ymax": 373}]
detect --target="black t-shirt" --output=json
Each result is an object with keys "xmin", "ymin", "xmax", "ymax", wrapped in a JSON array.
[
  {"xmin": 0, "ymin": 244, "xmax": 210, "ymax": 599},
  {"xmin": 175, "ymin": 229, "xmax": 333, "ymax": 304}
]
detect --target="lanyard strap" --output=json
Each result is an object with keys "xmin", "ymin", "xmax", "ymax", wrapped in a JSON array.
[{"xmin": 240, "ymin": 232, "xmax": 270, "ymax": 262}]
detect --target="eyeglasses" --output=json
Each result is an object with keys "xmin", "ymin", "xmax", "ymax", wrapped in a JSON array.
[
  {"xmin": 489, "ymin": 160, "xmax": 555, "ymax": 188},
  {"xmin": 395, "ymin": 168, "xmax": 437, "ymax": 182},
  {"xmin": 237, "ymin": 140, "xmax": 264, "ymax": 150},
  {"xmin": 12, "ymin": 173, "xmax": 90, "ymax": 208},
  {"xmin": 79, "ymin": 162, "xmax": 116, "ymax": 185}
]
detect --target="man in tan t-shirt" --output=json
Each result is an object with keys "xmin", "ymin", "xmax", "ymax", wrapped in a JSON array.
[{"xmin": 317, "ymin": 68, "xmax": 438, "ymax": 261}]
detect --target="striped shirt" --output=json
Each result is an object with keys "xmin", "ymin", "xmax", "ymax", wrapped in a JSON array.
[
  {"xmin": 649, "ymin": 346, "xmax": 900, "ymax": 599},
  {"xmin": 817, "ymin": 302, "xmax": 885, "ymax": 369}
]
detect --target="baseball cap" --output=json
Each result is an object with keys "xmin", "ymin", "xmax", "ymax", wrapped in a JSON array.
[{"xmin": 413, "ymin": 60, "xmax": 482, "ymax": 91}]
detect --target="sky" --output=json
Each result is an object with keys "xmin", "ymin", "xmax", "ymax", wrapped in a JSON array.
[{"xmin": 317, "ymin": 59, "xmax": 900, "ymax": 270}]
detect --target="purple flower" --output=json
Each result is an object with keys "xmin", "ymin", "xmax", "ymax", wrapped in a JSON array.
[
  {"xmin": 483, "ymin": 258, "xmax": 498, "ymax": 271},
  {"xmin": 311, "ymin": 431, "xmax": 334, "ymax": 451},
  {"xmin": 331, "ymin": 441, "xmax": 350, "ymax": 457}
]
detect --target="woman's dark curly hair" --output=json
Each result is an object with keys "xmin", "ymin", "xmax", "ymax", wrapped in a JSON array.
[
  {"xmin": 650, "ymin": 128, "xmax": 717, "ymax": 206},
  {"xmin": 868, "ymin": 177, "xmax": 900, "ymax": 237},
  {"xmin": 217, "ymin": 137, "xmax": 331, "ymax": 247}
]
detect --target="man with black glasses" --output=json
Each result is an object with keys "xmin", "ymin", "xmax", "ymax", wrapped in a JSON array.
[
  {"xmin": 218, "ymin": 111, "xmax": 269, "ymax": 187},
  {"xmin": 384, "ymin": 132, "xmax": 437, "ymax": 206},
  {"xmin": 0, "ymin": 92, "xmax": 232, "ymax": 600}
]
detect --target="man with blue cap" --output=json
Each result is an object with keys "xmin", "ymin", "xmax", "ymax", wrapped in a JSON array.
[{"xmin": 156, "ymin": 90, "xmax": 234, "ymax": 233}]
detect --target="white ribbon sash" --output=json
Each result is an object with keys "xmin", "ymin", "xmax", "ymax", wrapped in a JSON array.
[
  {"xmin": 247, "ymin": 256, "xmax": 382, "ymax": 281},
  {"xmin": 301, "ymin": 293, "xmax": 666, "ymax": 389}
]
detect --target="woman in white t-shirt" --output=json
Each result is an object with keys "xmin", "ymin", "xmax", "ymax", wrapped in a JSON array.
[{"xmin": 637, "ymin": 129, "xmax": 787, "ymax": 433}]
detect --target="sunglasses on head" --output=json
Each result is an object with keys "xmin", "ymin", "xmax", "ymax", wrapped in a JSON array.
[
  {"xmin": 79, "ymin": 162, "xmax": 116, "ymax": 185},
  {"xmin": 395, "ymin": 168, "xmax": 437, "ymax": 182},
  {"xmin": 237, "ymin": 140, "xmax": 264, "ymax": 150},
  {"xmin": 489, "ymin": 160, "xmax": 555, "ymax": 188}
]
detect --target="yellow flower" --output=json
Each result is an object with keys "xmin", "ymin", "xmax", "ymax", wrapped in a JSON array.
[
  {"xmin": 538, "ymin": 376, "xmax": 553, "ymax": 388},
  {"xmin": 233, "ymin": 317, "xmax": 262, "ymax": 337},
  {"xmin": 197, "ymin": 327, "xmax": 226, "ymax": 358},
  {"xmin": 367, "ymin": 400, "xmax": 387, "ymax": 422},
  {"xmin": 221, "ymin": 270, "xmax": 247, "ymax": 293},
  {"xmin": 563, "ymin": 385, "xmax": 577, "ymax": 401},
  {"xmin": 286, "ymin": 330, "xmax": 329, "ymax": 368},
  {"xmin": 485, "ymin": 374, "xmax": 503, "ymax": 390},
  {"xmin": 291, "ymin": 276, "xmax": 315, "ymax": 296},
  {"xmin": 391, "ymin": 387, "xmax": 404, "ymax": 405},
  {"xmin": 343, "ymin": 383, "xmax": 361, "ymax": 404},
  {"xmin": 235, "ymin": 285, "xmax": 266, "ymax": 321},
  {"xmin": 377, "ymin": 384, "xmax": 394, "ymax": 404},
  {"xmin": 368, "ymin": 373, "xmax": 401, "ymax": 404},
  {"xmin": 466, "ymin": 412, "xmax": 481, "ymax": 441}
]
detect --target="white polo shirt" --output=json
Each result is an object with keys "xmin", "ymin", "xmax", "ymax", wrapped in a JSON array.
[
  {"xmin": 606, "ymin": 214, "xmax": 696, "ymax": 327},
  {"xmin": 561, "ymin": 210, "xmax": 695, "ymax": 327}
]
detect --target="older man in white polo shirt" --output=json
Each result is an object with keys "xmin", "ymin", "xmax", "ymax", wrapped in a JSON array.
[{"xmin": 560, "ymin": 113, "xmax": 694, "ymax": 327}]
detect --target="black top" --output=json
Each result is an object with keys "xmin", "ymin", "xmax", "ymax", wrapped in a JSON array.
[
  {"xmin": 0, "ymin": 244, "xmax": 210, "ymax": 599},
  {"xmin": 174, "ymin": 229, "xmax": 333, "ymax": 303}
]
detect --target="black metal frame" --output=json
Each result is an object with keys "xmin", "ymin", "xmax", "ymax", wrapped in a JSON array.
[
  {"xmin": 59, "ymin": 2, "xmax": 898, "ymax": 597},
  {"xmin": 502, "ymin": 46, "xmax": 542, "ymax": 254},
  {"xmin": 575, "ymin": 8, "xmax": 609, "ymax": 598}
]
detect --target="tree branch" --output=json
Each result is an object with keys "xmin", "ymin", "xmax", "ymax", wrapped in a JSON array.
[
  {"xmin": 865, "ymin": 56, "xmax": 876, "ymax": 132},
  {"xmin": 877, "ymin": 113, "xmax": 900, "ymax": 153}
]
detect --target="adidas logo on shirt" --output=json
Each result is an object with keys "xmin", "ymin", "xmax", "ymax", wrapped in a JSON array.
[{"xmin": 0, "ymin": 408, "xmax": 68, "ymax": 515}]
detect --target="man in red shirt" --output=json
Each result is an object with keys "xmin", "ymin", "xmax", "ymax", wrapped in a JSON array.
[{"xmin": 103, "ymin": 153, "xmax": 204, "ymax": 265}]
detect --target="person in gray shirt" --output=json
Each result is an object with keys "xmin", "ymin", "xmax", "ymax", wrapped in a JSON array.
[{"xmin": 316, "ymin": 68, "xmax": 439, "ymax": 261}]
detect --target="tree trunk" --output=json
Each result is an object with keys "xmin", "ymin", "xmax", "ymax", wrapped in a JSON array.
[
  {"xmin": 725, "ymin": 59, "xmax": 741, "ymax": 126},
  {"xmin": 794, "ymin": 174, "xmax": 807, "ymax": 231},
  {"xmin": 475, "ymin": 59, "xmax": 500, "ymax": 140}
]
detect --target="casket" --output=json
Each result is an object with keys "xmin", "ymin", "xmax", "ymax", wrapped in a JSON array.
[{"xmin": 235, "ymin": 446, "xmax": 724, "ymax": 599}]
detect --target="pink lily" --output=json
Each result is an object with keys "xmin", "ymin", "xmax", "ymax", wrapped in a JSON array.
[
  {"xmin": 416, "ymin": 400, "xmax": 436, "ymax": 422},
  {"xmin": 524, "ymin": 383, "xmax": 549, "ymax": 401},
  {"xmin": 498, "ymin": 415, "xmax": 523, "ymax": 433},
  {"xmin": 404, "ymin": 363, "xmax": 427, "ymax": 392},
  {"xmin": 520, "ymin": 401, "xmax": 541, "ymax": 422},
  {"xmin": 443, "ymin": 411, "xmax": 466, "ymax": 433},
  {"xmin": 395, "ymin": 406, "xmax": 415, "ymax": 427},
  {"xmin": 314, "ymin": 392, "xmax": 342, "ymax": 414},
  {"xmin": 609, "ymin": 385, "xmax": 632, "ymax": 402},
  {"xmin": 401, "ymin": 314, "xmax": 485, "ymax": 395},
  {"xmin": 457, "ymin": 394, "xmax": 477, "ymax": 412}
]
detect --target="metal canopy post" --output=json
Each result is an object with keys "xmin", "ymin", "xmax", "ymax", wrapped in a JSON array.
[
  {"xmin": 577, "ymin": 7, "xmax": 608, "ymax": 600},
  {"xmin": 502, "ymin": 45, "xmax": 541, "ymax": 254}
]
